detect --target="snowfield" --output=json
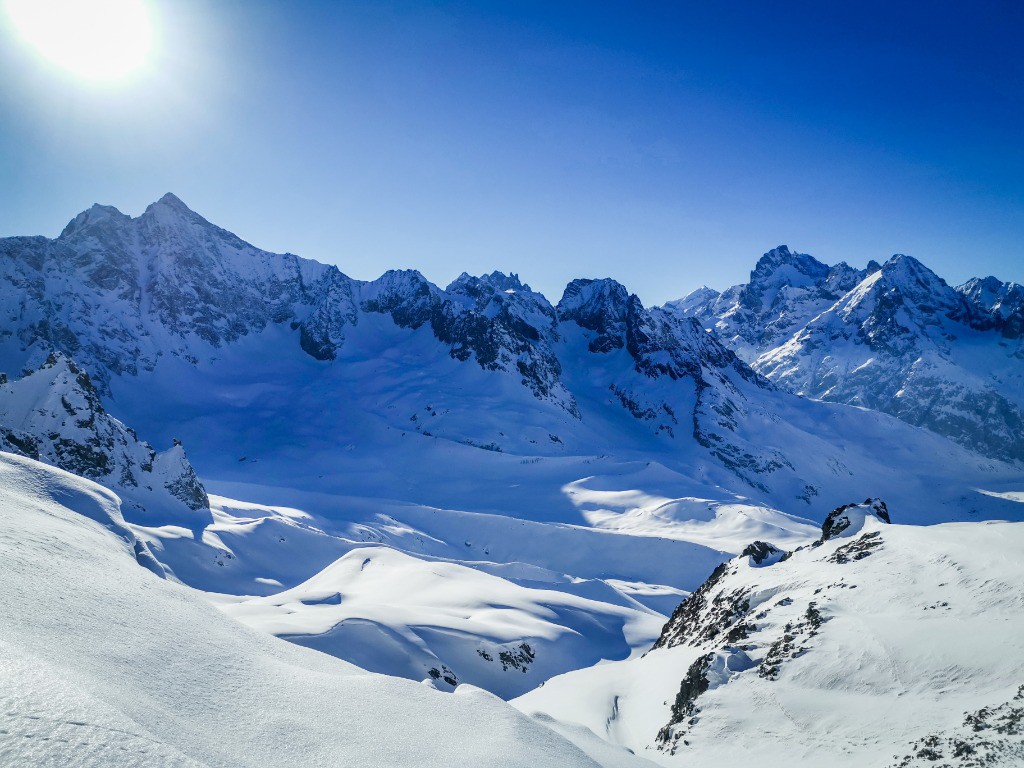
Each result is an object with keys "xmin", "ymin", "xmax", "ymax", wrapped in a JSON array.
[
  {"xmin": 0, "ymin": 451, "xmax": 652, "ymax": 767},
  {"xmin": 213, "ymin": 545, "xmax": 665, "ymax": 699}
]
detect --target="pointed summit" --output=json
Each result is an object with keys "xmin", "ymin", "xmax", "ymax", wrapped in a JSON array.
[
  {"xmin": 868, "ymin": 253, "xmax": 958, "ymax": 311},
  {"xmin": 154, "ymin": 192, "xmax": 191, "ymax": 210},
  {"xmin": 142, "ymin": 192, "xmax": 204, "ymax": 222},
  {"xmin": 59, "ymin": 202, "xmax": 130, "ymax": 239}
]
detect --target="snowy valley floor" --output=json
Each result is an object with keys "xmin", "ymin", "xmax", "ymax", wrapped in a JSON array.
[{"xmin": 3, "ymin": 446, "xmax": 1023, "ymax": 766}]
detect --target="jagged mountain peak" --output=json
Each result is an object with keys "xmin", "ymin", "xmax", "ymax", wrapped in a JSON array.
[
  {"xmin": 447, "ymin": 271, "xmax": 532, "ymax": 295},
  {"xmin": 137, "ymin": 192, "xmax": 249, "ymax": 248},
  {"xmin": 958, "ymin": 275, "xmax": 1024, "ymax": 321},
  {"xmin": 142, "ymin": 191, "xmax": 204, "ymax": 220},
  {"xmin": 556, "ymin": 278, "xmax": 640, "ymax": 355},
  {"xmin": 837, "ymin": 253, "xmax": 964, "ymax": 322},
  {"xmin": 878, "ymin": 252, "xmax": 944, "ymax": 283},
  {"xmin": 362, "ymin": 268, "xmax": 442, "ymax": 315},
  {"xmin": 0, "ymin": 355, "xmax": 212, "ymax": 528},
  {"xmin": 749, "ymin": 245, "xmax": 830, "ymax": 287},
  {"xmin": 155, "ymin": 191, "xmax": 190, "ymax": 208},
  {"xmin": 59, "ymin": 193, "xmax": 206, "ymax": 242}
]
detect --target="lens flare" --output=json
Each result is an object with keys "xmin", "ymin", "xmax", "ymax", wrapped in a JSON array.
[{"xmin": 6, "ymin": 0, "xmax": 153, "ymax": 81}]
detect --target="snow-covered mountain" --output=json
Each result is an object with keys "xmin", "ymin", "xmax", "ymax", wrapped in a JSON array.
[
  {"xmin": 0, "ymin": 352, "xmax": 210, "ymax": 530},
  {"xmin": 1, "ymin": 197, "xmax": 1021, "ymax": 695},
  {"xmin": 515, "ymin": 498, "xmax": 1024, "ymax": 767},
  {"xmin": 670, "ymin": 246, "xmax": 1024, "ymax": 463},
  {"xmin": 664, "ymin": 245, "xmax": 872, "ymax": 363},
  {"xmin": 958, "ymin": 275, "xmax": 1024, "ymax": 332},
  {"xmin": 2, "ymin": 197, "xmax": 1019, "ymax": 520}
]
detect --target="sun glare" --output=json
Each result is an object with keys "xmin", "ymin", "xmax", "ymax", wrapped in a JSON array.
[{"xmin": 6, "ymin": 0, "xmax": 153, "ymax": 81}]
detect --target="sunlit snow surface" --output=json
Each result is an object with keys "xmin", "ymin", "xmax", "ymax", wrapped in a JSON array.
[{"xmin": 0, "ymin": 452, "xmax": 652, "ymax": 767}]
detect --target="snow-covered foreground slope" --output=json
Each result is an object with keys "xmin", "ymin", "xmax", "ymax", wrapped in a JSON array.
[
  {"xmin": 0, "ymin": 450, "xmax": 655, "ymax": 767},
  {"xmin": 515, "ymin": 501, "xmax": 1024, "ymax": 767}
]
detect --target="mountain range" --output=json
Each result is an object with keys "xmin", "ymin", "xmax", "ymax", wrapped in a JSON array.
[
  {"xmin": 668, "ymin": 245, "xmax": 1024, "ymax": 462},
  {"xmin": 1, "ymin": 196, "xmax": 1021, "ymax": 766}
]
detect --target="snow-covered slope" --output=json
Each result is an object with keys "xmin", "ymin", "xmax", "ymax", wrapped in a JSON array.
[
  {"xmin": 515, "ymin": 498, "xmax": 1024, "ymax": 767},
  {"xmin": 0, "ymin": 450, "xmax": 653, "ymax": 767},
  {"xmin": 0, "ymin": 353, "xmax": 210, "ymax": 530},
  {"xmin": 671, "ymin": 247, "xmax": 1024, "ymax": 463}
]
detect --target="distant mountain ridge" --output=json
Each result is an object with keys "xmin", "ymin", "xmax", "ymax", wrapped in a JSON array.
[
  {"xmin": 669, "ymin": 246, "xmax": 1024, "ymax": 463},
  {"xmin": 0, "ymin": 194, "xmax": 794, "ymax": 494},
  {"xmin": 0, "ymin": 196, "xmax": 1018, "ymax": 526}
]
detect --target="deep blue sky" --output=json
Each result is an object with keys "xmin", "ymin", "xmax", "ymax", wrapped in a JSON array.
[{"xmin": 1, "ymin": 1, "xmax": 1022, "ymax": 304}]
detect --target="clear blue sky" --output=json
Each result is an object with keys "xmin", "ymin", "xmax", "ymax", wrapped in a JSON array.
[{"xmin": 1, "ymin": 0, "xmax": 1022, "ymax": 304}]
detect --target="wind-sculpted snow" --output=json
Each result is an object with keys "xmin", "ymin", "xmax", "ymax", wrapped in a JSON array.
[
  {"xmin": 515, "ymin": 500, "xmax": 1024, "ymax": 767},
  {"xmin": 673, "ymin": 246, "xmax": 1024, "ymax": 463},
  {"xmin": 0, "ymin": 451, "xmax": 650, "ymax": 767},
  {"xmin": 215, "ymin": 545, "xmax": 665, "ymax": 699}
]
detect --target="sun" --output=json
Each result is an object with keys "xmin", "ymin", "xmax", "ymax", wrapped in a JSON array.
[{"xmin": 6, "ymin": 0, "xmax": 153, "ymax": 81}]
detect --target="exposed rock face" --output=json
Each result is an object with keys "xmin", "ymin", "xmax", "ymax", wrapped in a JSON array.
[
  {"xmin": 741, "ymin": 540, "xmax": 786, "ymax": 566},
  {"xmin": 558, "ymin": 278, "xmax": 634, "ymax": 354},
  {"xmin": 0, "ymin": 353, "xmax": 210, "ymax": 527},
  {"xmin": 557, "ymin": 277, "xmax": 798, "ymax": 488},
  {"xmin": 819, "ymin": 498, "xmax": 890, "ymax": 542},
  {"xmin": 297, "ymin": 269, "xmax": 359, "ymax": 360},
  {"xmin": 517, "ymin": 510, "xmax": 1024, "ymax": 767},
  {"xmin": 436, "ymin": 272, "xmax": 572, "ymax": 409},
  {"xmin": 671, "ymin": 247, "xmax": 1024, "ymax": 463},
  {"xmin": 892, "ymin": 685, "xmax": 1024, "ymax": 767}
]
